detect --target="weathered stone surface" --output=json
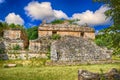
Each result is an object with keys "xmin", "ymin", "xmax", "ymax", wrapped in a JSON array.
[
  {"xmin": 29, "ymin": 37, "xmax": 53, "ymax": 53},
  {"xmin": 4, "ymin": 29, "xmax": 21, "ymax": 40},
  {"xmin": 3, "ymin": 29, "xmax": 28, "ymax": 50},
  {"xmin": 3, "ymin": 39, "xmax": 24, "ymax": 50},
  {"xmin": 0, "ymin": 50, "xmax": 47, "ymax": 60},
  {"xmin": 38, "ymin": 22, "xmax": 95, "ymax": 39},
  {"xmin": 78, "ymin": 68, "xmax": 120, "ymax": 80},
  {"xmin": 0, "ymin": 41, "xmax": 5, "ymax": 50},
  {"xmin": 51, "ymin": 36, "xmax": 112, "ymax": 62}
]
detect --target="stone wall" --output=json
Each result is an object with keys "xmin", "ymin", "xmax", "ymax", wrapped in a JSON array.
[
  {"xmin": 38, "ymin": 31, "xmax": 52, "ymax": 37},
  {"xmin": 38, "ymin": 24, "xmax": 95, "ymax": 39},
  {"xmin": 3, "ymin": 40, "xmax": 24, "ymax": 50},
  {"xmin": 4, "ymin": 30, "xmax": 21, "ymax": 40},
  {"xmin": 0, "ymin": 50, "xmax": 47, "ymax": 60},
  {"xmin": 51, "ymin": 36, "xmax": 112, "ymax": 62},
  {"xmin": 84, "ymin": 32, "xmax": 95, "ymax": 39},
  {"xmin": 3, "ymin": 29, "xmax": 27, "ymax": 50},
  {"xmin": 29, "ymin": 37, "xmax": 52, "ymax": 53},
  {"xmin": 0, "ymin": 41, "xmax": 5, "ymax": 50}
]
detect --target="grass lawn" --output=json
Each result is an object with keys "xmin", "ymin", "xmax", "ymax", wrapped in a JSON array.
[{"xmin": 0, "ymin": 63, "xmax": 120, "ymax": 80}]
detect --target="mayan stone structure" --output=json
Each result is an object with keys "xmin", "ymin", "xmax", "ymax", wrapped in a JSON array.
[
  {"xmin": 29, "ymin": 21, "xmax": 95, "ymax": 53},
  {"xmin": 28, "ymin": 21, "xmax": 112, "ymax": 62},
  {"xmin": 38, "ymin": 21, "xmax": 95, "ymax": 39},
  {"xmin": 51, "ymin": 36, "xmax": 112, "ymax": 62},
  {"xmin": 3, "ymin": 29, "xmax": 26, "ymax": 50}
]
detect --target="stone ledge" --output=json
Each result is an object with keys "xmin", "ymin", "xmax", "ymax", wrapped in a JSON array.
[{"xmin": 4, "ymin": 64, "xmax": 17, "ymax": 68}]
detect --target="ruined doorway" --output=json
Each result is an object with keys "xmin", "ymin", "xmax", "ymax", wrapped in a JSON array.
[
  {"xmin": 81, "ymin": 32, "xmax": 84, "ymax": 37},
  {"xmin": 52, "ymin": 31, "xmax": 57, "ymax": 35},
  {"xmin": 57, "ymin": 52, "xmax": 60, "ymax": 60}
]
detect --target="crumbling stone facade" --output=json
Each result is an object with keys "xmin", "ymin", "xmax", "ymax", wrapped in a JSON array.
[
  {"xmin": 38, "ymin": 22, "xmax": 95, "ymax": 39},
  {"xmin": 29, "ymin": 37, "xmax": 52, "ymax": 53},
  {"xmin": 51, "ymin": 36, "xmax": 112, "ymax": 62},
  {"xmin": 3, "ymin": 29, "xmax": 26, "ymax": 50},
  {"xmin": 29, "ymin": 21, "xmax": 95, "ymax": 53},
  {"xmin": 4, "ymin": 29, "xmax": 21, "ymax": 40}
]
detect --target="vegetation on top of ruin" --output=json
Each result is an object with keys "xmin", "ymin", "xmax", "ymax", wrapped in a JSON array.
[
  {"xmin": 51, "ymin": 19, "xmax": 64, "ymax": 24},
  {"xmin": 51, "ymin": 19, "xmax": 80, "ymax": 25}
]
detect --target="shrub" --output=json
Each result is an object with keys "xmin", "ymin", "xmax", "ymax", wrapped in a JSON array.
[
  {"xmin": 0, "ymin": 49, "xmax": 5, "ymax": 54},
  {"xmin": 51, "ymin": 34, "xmax": 61, "ymax": 40},
  {"xmin": 12, "ymin": 44, "xmax": 21, "ymax": 50},
  {"xmin": 47, "ymin": 46, "xmax": 51, "ymax": 59},
  {"xmin": 51, "ymin": 19, "xmax": 64, "ymax": 24}
]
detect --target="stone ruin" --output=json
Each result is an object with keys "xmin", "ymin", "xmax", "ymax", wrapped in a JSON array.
[
  {"xmin": 3, "ymin": 29, "xmax": 27, "ymax": 50},
  {"xmin": 78, "ymin": 68, "xmax": 120, "ymax": 80},
  {"xmin": 29, "ymin": 21, "xmax": 95, "ymax": 52},
  {"xmin": 38, "ymin": 21, "xmax": 95, "ymax": 39},
  {"xmin": 51, "ymin": 36, "xmax": 112, "ymax": 62},
  {"xmin": 29, "ymin": 21, "xmax": 112, "ymax": 62},
  {"xmin": 0, "ymin": 21, "xmax": 112, "ymax": 62}
]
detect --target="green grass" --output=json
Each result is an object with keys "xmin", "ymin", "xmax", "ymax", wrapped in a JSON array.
[
  {"xmin": 0, "ymin": 63, "xmax": 120, "ymax": 80},
  {"xmin": 112, "ymin": 55, "xmax": 120, "ymax": 60}
]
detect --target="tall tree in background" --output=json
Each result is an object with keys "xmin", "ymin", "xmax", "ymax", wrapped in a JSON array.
[
  {"xmin": 94, "ymin": 0, "xmax": 120, "ymax": 29},
  {"xmin": 0, "ymin": 22, "xmax": 9, "ymax": 36},
  {"xmin": 94, "ymin": 0, "xmax": 120, "ymax": 55},
  {"xmin": 27, "ymin": 26, "xmax": 38, "ymax": 40}
]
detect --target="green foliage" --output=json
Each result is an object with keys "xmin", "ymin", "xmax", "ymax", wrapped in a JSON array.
[
  {"xmin": 95, "ymin": 26, "xmax": 120, "ymax": 55},
  {"xmin": 12, "ymin": 44, "xmax": 21, "ymax": 50},
  {"xmin": 100, "ymin": 69, "xmax": 106, "ymax": 80},
  {"xmin": 112, "ymin": 55, "xmax": 120, "ymax": 61},
  {"xmin": 27, "ymin": 26, "xmax": 38, "ymax": 40},
  {"xmin": 9, "ymin": 23, "xmax": 24, "ymax": 29},
  {"xmin": 51, "ymin": 19, "xmax": 80, "ymax": 25},
  {"xmin": 0, "ymin": 49, "xmax": 5, "ymax": 54},
  {"xmin": 95, "ymin": 39, "xmax": 106, "ymax": 47},
  {"xmin": 47, "ymin": 46, "xmax": 51, "ymax": 59},
  {"xmin": 94, "ymin": 0, "xmax": 120, "ymax": 29},
  {"xmin": 113, "ymin": 48, "xmax": 120, "ymax": 55},
  {"xmin": 51, "ymin": 34, "xmax": 61, "ymax": 40},
  {"xmin": 29, "ymin": 58, "xmax": 47, "ymax": 67},
  {"xmin": 0, "ymin": 22, "xmax": 9, "ymax": 36},
  {"xmin": 51, "ymin": 19, "xmax": 64, "ymax": 24},
  {"xmin": 0, "ymin": 62, "xmax": 120, "ymax": 80}
]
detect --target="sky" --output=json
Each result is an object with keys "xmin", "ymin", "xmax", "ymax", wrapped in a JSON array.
[{"xmin": 0, "ymin": 0, "xmax": 112, "ymax": 30}]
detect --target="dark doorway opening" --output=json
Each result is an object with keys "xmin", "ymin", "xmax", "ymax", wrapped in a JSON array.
[
  {"xmin": 81, "ymin": 32, "xmax": 84, "ymax": 37},
  {"xmin": 57, "ymin": 52, "xmax": 60, "ymax": 60},
  {"xmin": 52, "ymin": 31, "xmax": 57, "ymax": 35}
]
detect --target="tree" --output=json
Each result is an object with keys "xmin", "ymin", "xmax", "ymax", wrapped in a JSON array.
[
  {"xmin": 27, "ymin": 26, "xmax": 38, "ymax": 40},
  {"xmin": 94, "ymin": 0, "xmax": 120, "ymax": 28},
  {"xmin": 0, "ymin": 22, "xmax": 9, "ymax": 36},
  {"xmin": 94, "ymin": 0, "xmax": 120, "ymax": 55},
  {"xmin": 95, "ymin": 25, "xmax": 120, "ymax": 55}
]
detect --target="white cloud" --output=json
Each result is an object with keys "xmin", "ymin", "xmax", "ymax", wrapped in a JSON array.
[
  {"xmin": 24, "ymin": 1, "xmax": 68, "ymax": 22},
  {"xmin": 53, "ymin": 10, "xmax": 68, "ymax": 19},
  {"xmin": 5, "ymin": 13, "xmax": 24, "ymax": 25},
  {"xmin": 72, "ymin": 5, "xmax": 111, "ymax": 26},
  {"xmin": 0, "ymin": 0, "xmax": 5, "ymax": 4}
]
